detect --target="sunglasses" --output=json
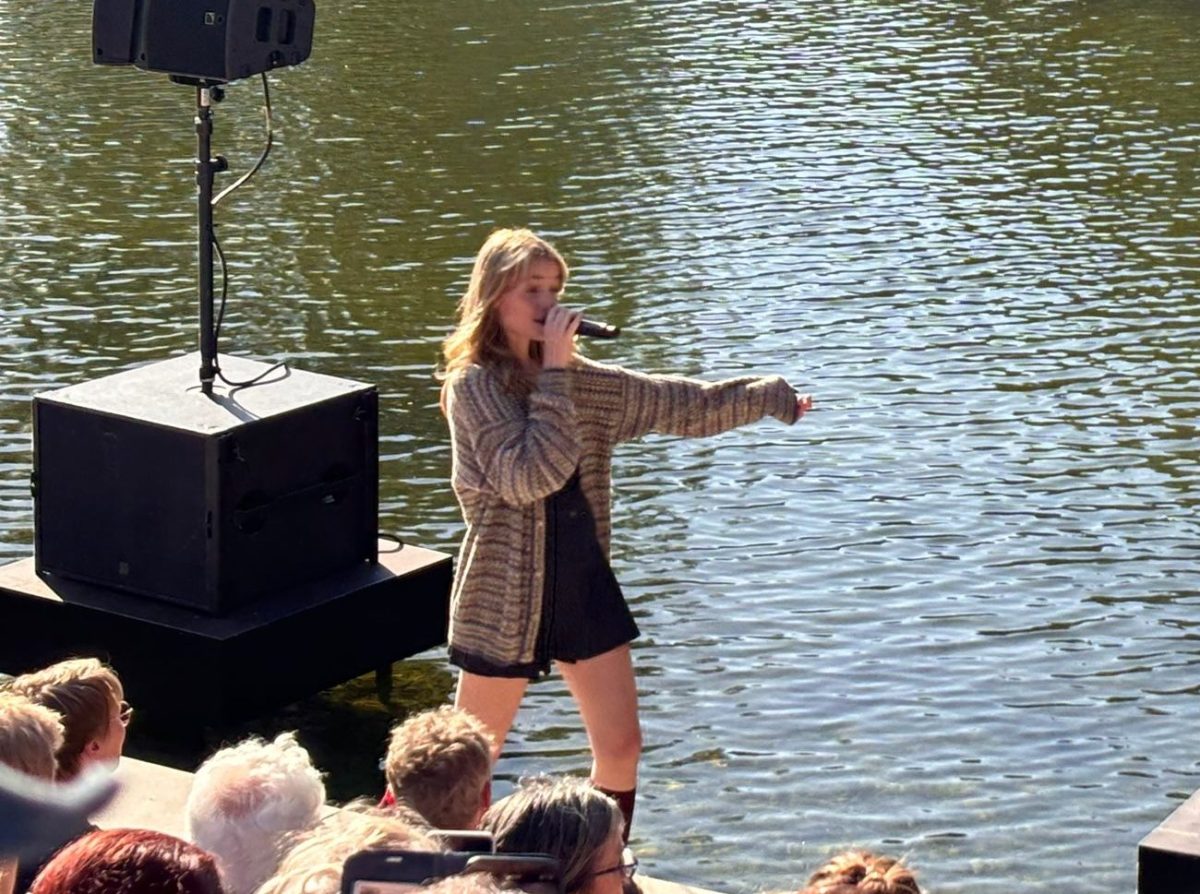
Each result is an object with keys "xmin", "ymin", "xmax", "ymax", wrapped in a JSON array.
[{"xmin": 589, "ymin": 855, "xmax": 638, "ymax": 882}]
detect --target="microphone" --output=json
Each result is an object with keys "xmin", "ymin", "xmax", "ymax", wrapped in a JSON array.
[{"xmin": 576, "ymin": 318, "xmax": 621, "ymax": 339}]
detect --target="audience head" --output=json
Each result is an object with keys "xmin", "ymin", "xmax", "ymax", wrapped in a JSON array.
[
  {"xmin": 0, "ymin": 693, "xmax": 65, "ymax": 781},
  {"xmin": 186, "ymin": 732, "xmax": 326, "ymax": 894},
  {"xmin": 29, "ymin": 828, "xmax": 224, "ymax": 894},
  {"xmin": 254, "ymin": 802, "xmax": 437, "ymax": 894},
  {"xmin": 384, "ymin": 706, "xmax": 493, "ymax": 830},
  {"xmin": 799, "ymin": 850, "xmax": 920, "ymax": 894},
  {"xmin": 422, "ymin": 874, "xmax": 507, "ymax": 894},
  {"xmin": 8, "ymin": 658, "xmax": 128, "ymax": 780},
  {"xmin": 480, "ymin": 776, "xmax": 625, "ymax": 894}
]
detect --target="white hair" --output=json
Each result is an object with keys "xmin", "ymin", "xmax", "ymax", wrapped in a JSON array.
[{"xmin": 186, "ymin": 732, "xmax": 326, "ymax": 894}]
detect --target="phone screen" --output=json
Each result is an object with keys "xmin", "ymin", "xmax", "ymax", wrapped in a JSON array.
[{"xmin": 351, "ymin": 882, "xmax": 421, "ymax": 894}]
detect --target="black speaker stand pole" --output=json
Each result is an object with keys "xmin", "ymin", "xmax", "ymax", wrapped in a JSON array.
[{"xmin": 194, "ymin": 84, "xmax": 228, "ymax": 397}]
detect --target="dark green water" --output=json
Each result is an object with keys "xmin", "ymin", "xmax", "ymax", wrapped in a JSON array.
[{"xmin": 3, "ymin": 2, "xmax": 1200, "ymax": 891}]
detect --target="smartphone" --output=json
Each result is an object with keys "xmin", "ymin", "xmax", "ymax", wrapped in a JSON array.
[
  {"xmin": 428, "ymin": 830, "xmax": 494, "ymax": 853},
  {"xmin": 341, "ymin": 850, "xmax": 560, "ymax": 894},
  {"xmin": 463, "ymin": 853, "xmax": 560, "ymax": 887},
  {"xmin": 341, "ymin": 850, "xmax": 430, "ymax": 894}
]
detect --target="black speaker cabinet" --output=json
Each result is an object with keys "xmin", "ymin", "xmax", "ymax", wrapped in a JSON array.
[
  {"xmin": 32, "ymin": 354, "xmax": 378, "ymax": 614},
  {"xmin": 92, "ymin": 0, "xmax": 315, "ymax": 83}
]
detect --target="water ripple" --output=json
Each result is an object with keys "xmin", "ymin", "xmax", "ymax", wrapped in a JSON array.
[{"xmin": 3, "ymin": 0, "xmax": 1200, "ymax": 891}]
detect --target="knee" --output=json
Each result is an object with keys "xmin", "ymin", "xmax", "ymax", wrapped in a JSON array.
[{"xmin": 594, "ymin": 724, "xmax": 642, "ymax": 766}]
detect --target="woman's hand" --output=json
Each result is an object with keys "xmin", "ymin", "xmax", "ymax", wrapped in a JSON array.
[
  {"xmin": 541, "ymin": 305, "xmax": 582, "ymax": 369},
  {"xmin": 796, "ymin": 393, "xmax": 813, "ymax": 420}
]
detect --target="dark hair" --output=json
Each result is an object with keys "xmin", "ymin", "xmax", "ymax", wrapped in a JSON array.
[{"xmin": 30, "ymin": 828, "xmax": 224, "ymax": 894}]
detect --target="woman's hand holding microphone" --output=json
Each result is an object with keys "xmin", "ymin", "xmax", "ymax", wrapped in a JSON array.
[{"xmin": 541, "ymin": 305, "xmax": 582, "ymax": 369}]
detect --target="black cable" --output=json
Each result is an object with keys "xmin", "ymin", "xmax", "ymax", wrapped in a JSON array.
[
  {"xmin": 216, "ymin": 355, "xmax": 289, "ymax": 388},
  {"xmin": 212, "ymin": 73, "xmax": 273, "ymax": 208},
  {"xmin": 378, "ymin": 534, "xmax": 406, "ymax": 553},
  {"xmin": 209, "ymin": 72, "xmax": 288, "ymax": 390},
  {"xmin": 213, "ymin": 229, "xmax": 229, "ymax": 341}
]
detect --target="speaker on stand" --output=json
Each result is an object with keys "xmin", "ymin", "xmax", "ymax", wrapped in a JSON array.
[{"xmin": 0, "ymin": 0, "xmax": 453, "ymax": 735}]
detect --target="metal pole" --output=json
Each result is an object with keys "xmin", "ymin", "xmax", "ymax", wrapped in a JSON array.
[{"xmin": 196, "ymin": 87, "xmax": 217, "ymax": 396}]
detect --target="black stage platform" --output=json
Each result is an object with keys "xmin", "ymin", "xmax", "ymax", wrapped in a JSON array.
[{"xmin": 0, "ymin": 541, "xmax": 451, "ymax": 735}]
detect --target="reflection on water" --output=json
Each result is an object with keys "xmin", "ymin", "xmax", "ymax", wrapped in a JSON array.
[
  {"xmin": 128, "ymin": 658, "xmax": 459, "ymax": 804},
  {"xmin": 2, "ymin": 1, "xmax": 1200, "ymax": 892}
]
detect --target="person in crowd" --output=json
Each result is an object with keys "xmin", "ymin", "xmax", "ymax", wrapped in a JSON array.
[
  {"xmin": 186, "ymin": 732, "xmax": 326, "ymax": 894},
  {"xmin": 5, "ymin": 658, "xmax": 130, "ymax": 893},
  {"xmin": 798, "ymin": 850, "xmax": 921, "ymax": 894},
  {"xmin": 422, "ymin": 876, "xmax": 507, "ymax": 894},
  {"xmin": 6, "ymin": 657, "xmax": 130, "ymax": 781},
  {"xmin": 29, "ymin": 828, "xmax": 224, "ymax": 894},
  {"xmin": 0, "ymin": 693, "xmax": 63, "ymax": 782},
  {"xmin": 0, "ymin": 695, "xmax": 66, "ymax": 894},
  {"xmin": 254, "ymin": 802, "xmax": 437, "ymax": 894},
  {"xmin": 440, "ymin": 228, "xmax": 813, "ymax": 841},
  {"xmin": 381, "ymin": 706, "xmax": 493, "ymax": 830},
  {"xmin": 480, "ymin": 775, "xmax": 633, "ymax": 894}
]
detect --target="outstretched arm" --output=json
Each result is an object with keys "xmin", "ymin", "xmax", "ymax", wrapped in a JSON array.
[{"xmin": 613, "ymin": 365, "xmax": 811, "ymax": 442}]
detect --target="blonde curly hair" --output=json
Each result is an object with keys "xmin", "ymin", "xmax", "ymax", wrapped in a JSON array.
[{"xmin": 800, "ymin": 850, "xmax": 920, "ymax": 894}]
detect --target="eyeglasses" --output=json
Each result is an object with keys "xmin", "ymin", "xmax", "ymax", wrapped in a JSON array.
[
  {"xmin": 118, "ymin": 701, "xmax": 134, "ymax": 727},
  {"xmin": 589, "ymin": 855, "xmax": 638, "ymax": 882}
]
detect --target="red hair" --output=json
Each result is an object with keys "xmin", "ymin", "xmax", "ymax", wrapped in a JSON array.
[{"xmin": 30, "ymin": 828, "xmax": 224, "ymax": 894}]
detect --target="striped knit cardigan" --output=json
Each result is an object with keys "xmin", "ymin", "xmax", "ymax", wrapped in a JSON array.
[{"xmin": 444, "ymin": 354, "xmax": 802, "ymax": 669}]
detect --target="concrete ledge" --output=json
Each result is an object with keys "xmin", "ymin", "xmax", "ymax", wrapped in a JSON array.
[{"xmin": 96, "ymin": 757, "xmax": 194, "ymax": 840}]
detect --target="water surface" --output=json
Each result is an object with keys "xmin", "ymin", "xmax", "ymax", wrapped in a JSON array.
[{"xmin": 2, "ymin": 2, "xmax": 1199, "ymax": 891}]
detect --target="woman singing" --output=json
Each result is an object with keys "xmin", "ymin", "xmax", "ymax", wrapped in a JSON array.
[{"xmin": 440, "ymin": 228, "xmax": 812, "ymax": 841}]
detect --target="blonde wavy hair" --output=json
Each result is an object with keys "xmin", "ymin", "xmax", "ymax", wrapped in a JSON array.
[
  {"xmin": 0, "ymin": 693, "xmax": 65, "ymax": 780},
  {"xmin": 799, "ymin": 850, "xmax": 920, "ymax": 894},
  {"xmin": 255, "ymin": 802, "xmax": 437, "ymax": 894},
  {"xmin": 7, "ymin": 657, "xmax": 123, "ymax": 780},
  {"xmin": 440, "ymin": 228, "xmax": 569, "ymax": 394}
]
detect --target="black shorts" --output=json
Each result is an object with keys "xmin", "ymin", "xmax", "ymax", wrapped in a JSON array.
[{"xmin": 449, "ymin": 472, "xmax": 639, "ymax": 680}]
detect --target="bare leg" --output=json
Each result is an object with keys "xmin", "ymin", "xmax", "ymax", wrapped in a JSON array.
[
  {"xmin": 557, "ymin": 644, "xmax": 642, "ymax": 790},
  {"xmin": 455, "ymin": 670, "xmax": 529, "ymax": 762}
]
